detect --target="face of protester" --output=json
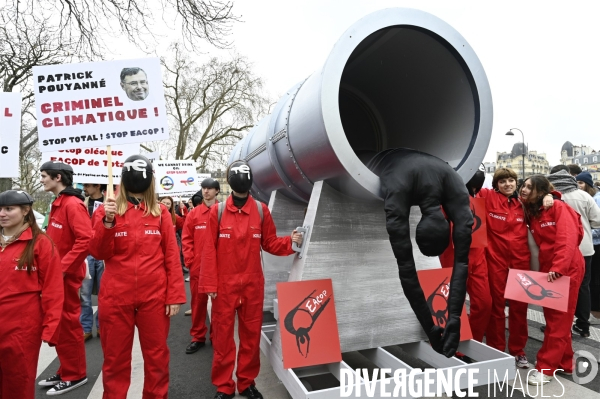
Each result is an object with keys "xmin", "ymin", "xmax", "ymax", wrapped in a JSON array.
[
  {"xmin": 160, "ymin": 198, "xmax": 173, "ymax": 211},
  {"xmin": 40, "ymin": 171, "xmax": 61, "ymax": 193},
  {"xmin": 0, "ymin": 205, "xmax": 28, "ymax": 231},
  {"xmin": 83, "ymin": 183, "xmax": 101, "ymax": 198},
  {"xmin": 520, "ymin": 179, "xmax": 536, "ymax": 204},
  {"xmin": 121, "ymin": 71, "xmax": 149, "ymax": 101},
  {"xmin": 202, "ymin": 187, "xmax": 218, "ymax": 202},
  {"xmin": 497, "ymin": 177, "xmax": 517, "ymax": 197},
  {"xmin": 577, "ymin": 181, "xmax": 587, "ymax": 191}
]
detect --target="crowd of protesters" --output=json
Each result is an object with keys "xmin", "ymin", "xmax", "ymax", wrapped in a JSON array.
[{"xmin": 2, "ymin": 154, "xmax": 600, "ymax": 397}]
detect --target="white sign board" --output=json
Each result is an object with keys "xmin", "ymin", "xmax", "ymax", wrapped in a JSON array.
[
  {"xmin": 155, "ymin": 160, "xmax": 199, "ymax": 196},
  {"xmin": 42, "ymin": 143, "xmax": 140, "ymax": 184},
  {"xmin": 145, "ymin": 151, "xmax": 160, "ymax": 163},
  {"xmin": 34, "ymin": 57, "xmax": 168, "ymax": 152},
  {"xmin": 0, "ymin": 93, "xmax": 22, "ymax": 178}
]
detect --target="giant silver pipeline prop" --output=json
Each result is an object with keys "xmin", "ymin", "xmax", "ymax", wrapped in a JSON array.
[{"xmin": 230, "ymin": 8, "xmax": 492, "ymax": 203}]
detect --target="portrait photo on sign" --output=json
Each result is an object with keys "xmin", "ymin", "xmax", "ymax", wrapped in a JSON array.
[{"xmin": 120, "ymin": 67, "xmax": 149, "ymax": 101}]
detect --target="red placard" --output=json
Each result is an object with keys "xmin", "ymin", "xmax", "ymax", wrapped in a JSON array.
[
  {"xmin": 504, "ymin": 270, "xmax": 570, "ymax": 312},
  {"xmin": 417, "ymin": 268, "xmax": 473, "ymax": 341},
  {"xmin": 277, "ymin": 279, "xmax": 342, "ymax": 369},
  {"xmin": 469, "ymin": 197, "xmax": 487, "ymax": 248}
]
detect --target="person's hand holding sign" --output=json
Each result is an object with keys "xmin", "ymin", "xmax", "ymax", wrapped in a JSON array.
[
  {"xmin": 103, "ymin": 197, "xmax": 117, "ymax": 228},
  {"xmin": 547, "ymin": 270, "xmax": 562, "ymax": 282}
]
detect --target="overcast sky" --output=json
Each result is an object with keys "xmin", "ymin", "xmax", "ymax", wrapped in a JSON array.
[{"xmin": 115, "ymin": 0, "xmax": 600, "ymax": 166}]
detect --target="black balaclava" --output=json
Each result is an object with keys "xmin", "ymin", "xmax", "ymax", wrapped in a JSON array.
[
  {"xmin": 121, "ymin": 155, "xmax": 153, "ymax": 193},
  {"xmin": 227, "ymin": 160, "xmax": 253, "ymax": 194}
]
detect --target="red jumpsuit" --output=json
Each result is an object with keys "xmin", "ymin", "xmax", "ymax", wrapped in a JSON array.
[
  {"xmin": 45, "ymin": 192, "xmax": 92, "ymax": 381},
  {"xmin": 477, "ymin": 188, "xmax": 530, "ymax": 355},
  {"xmin": 529, "ymin": 197, "xmax": 584, "ymax": 375},
  {"xmin": 181, "ymin": 201, "xmax": 215, "ymax": 343},
  {"xmin": 0, "ymin": 229, "xmax": 63, "ymax": 399},
  {"xmin": 200, "ymin": 195, "xmax": 294, "ymax": 395},
  {"xmin": 439, "ymin": 202, "xmax": 492, "ymax": 342},
  {"xmin": 90, "ymin": 202, "xmax": 186, "ymax": 398}
]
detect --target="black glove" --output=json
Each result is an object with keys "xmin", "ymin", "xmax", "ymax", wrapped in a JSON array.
[
  {"xmin": 441, "ymin": 316, "xmax": 461, "ymax": 357},
  {"xmin": 428, "ymin": 325, "xmax": 444, "ymax": 353}
]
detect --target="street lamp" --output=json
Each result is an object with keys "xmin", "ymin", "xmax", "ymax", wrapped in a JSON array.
[{"xmin": 506, "ymin": 128, "xmax": 526, "ymax": 180}]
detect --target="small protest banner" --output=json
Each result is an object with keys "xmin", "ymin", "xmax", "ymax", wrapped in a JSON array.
[
  {"xmin": 0, "ymin": 93, "xmax": 21, "ymax": 178},
  {"xmin": 34, "ymin": 58, "xmax": 168, "ymax": 152},
  {"xmin": 154, "ymin": 160, "xmax": 199, "ymax": 196},
  {"xmin": 504, "ymin": 269, "xmax": 570, "ymax": 312},
  {"xmin": 277, "ymin": 279, "xmax": 341, "ymax": 369},
  {"xmin": 417, "ymin": 268, "xmax": 473, "ymax": 341},
  {"xmin": 41, "ymin": 143, "xmax": 140, "ymax": 184},
  {"xmin": 469, "ymin": 197, "xmax": 486, "ymax": 248}
]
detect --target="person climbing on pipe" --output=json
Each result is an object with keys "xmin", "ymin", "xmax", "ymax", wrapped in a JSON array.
[{"xmin": 367, "ymin": 148, "xmax": 473, "ymax": 358}]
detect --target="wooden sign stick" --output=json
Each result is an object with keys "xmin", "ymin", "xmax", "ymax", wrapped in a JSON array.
[{"xmin": 106, "ymin": 145, "xmax": 114, "ymax": 198}]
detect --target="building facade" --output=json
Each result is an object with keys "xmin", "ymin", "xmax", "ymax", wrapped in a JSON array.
[
  {"xmin": 496, "ymin": 143, "xmax": 551, "ymax": 179},
  {"xmin": 483, "ymin": 162, "xmax": 496, "ymax": 174},
  {"xmin": 560, "ymin": 141, "xmax": 600, "ymax": 181}
]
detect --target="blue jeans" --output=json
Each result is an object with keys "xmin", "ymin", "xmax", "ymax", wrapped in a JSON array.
[{"xmin": 80, "ymin": 255, "xmax": 104, "ymax": 333}]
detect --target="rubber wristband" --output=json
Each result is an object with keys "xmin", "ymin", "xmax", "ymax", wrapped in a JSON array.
[{"xmin": 103, "ymin": 217, "xmax": 115, "ymax": 228}]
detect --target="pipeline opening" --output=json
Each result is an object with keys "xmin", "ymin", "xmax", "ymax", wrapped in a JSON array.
[{"xmin": 339, "ymin": 26, "xmax": 479, "ymax": 170}]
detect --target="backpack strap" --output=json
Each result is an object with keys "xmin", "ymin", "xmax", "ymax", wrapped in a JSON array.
[
  {"xmin": 218, "ymin": 201, "xmax": 225, "ymax": 225},
  {"xmin": 255, "ymin": 199, "xmax": 263, "ymax": 223}
]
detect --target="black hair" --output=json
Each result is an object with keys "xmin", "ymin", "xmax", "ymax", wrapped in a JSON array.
[
  {"xmin": 522, "ymin": 175, "xmax": 552, "ymax": 218},
  {"xmin": 550, "ymin": 164, "xmax": 570, "ymax": 174},
  {"xmin": 568, "ymin": 164, "xmax": 582, "ymax": 175},
  {"xmin": 43, "ymin": 169, "xmax": 73, "ymax": 187},
  {"xmin": 120, "ymin": 67, "xmax": 146, "ymax": 82}
]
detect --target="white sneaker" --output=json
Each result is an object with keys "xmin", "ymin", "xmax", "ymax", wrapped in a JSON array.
[
  {"xmin": 527, "ymin": 370, "xmax": 553, "ymax": 385},
  {"xmin": 515, "ymin": 355, "xmax": 529, "ymax": 369}
]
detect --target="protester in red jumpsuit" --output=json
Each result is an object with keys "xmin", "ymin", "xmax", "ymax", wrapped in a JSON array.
[
  {"xmin": 181, "ymin": 179, "xmax": 219, "ymax": 354},
  {"xmin": 39, "ymin": 161, "xmax": 92, "ymax": 395},
  {"xmin": 477, "ymin": 168, "xmax": 552, "ymax": 368},
  {"xmin": 439, "ymin": 167, "xmax": 492, "ymax": 342},
  {"xmin": 159, "ymin": 195, "xmax": 188, "ymax": 231},
  {"xmin": 0, "ymin": 190, "xmax": 63, "ymax": 399},
  {"xmin": 201, "ymin": 160, "xmax": 303, "ymax": 399},
  {"xmin": 521, "ymin": 175, "xmax": 585, "ymax": 385},
  {"xmin": 89, "ymin": 155, "xmax": 186, "ymax": 398}
]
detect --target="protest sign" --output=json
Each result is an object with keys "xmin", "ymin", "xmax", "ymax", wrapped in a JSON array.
[
  {"xmin": 42, "ymin": 143, "xmax": 140, "ymax": 184},
  {"xmin": 34, "ymin": 58, "xmax": 168, "ymax": 152},
  {"xmin": 417, "ymin": 268, "xmax": 473, "ymax": 341},
  {"xmin": 277, "ymin": 279, "xmax": 341, "ymax": 369},
  {"xmin": 154, "ymin": 160, "xmax": 199, "ymax": 196},
  {"xmin": 145, "ymin": 151, "xmax": 160, "ymax": 163},
  {"xmin": 0, "ymin": 93, "xmax": 21, "ymax": 178},
  {"xmin": 505, "ymin": 269, "xmax": 570, "ymax": 312}
]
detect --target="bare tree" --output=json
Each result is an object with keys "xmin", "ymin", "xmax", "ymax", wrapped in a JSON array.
[
  {"xmin": 8, "ymin": 0, "xmax": 239, "ymax": 58},
  {"xmin": 161, "ymin": 44, "xmax": 268, "ymax": 170},
  {"xmin": 0, "ymin": 14, "xmax": 73, "ymax": 191}
]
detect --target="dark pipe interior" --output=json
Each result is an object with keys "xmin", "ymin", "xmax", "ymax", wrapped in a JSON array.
[{"xmin": 339, "ymin": 26, "xmax": 479, "ymax": 170}]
